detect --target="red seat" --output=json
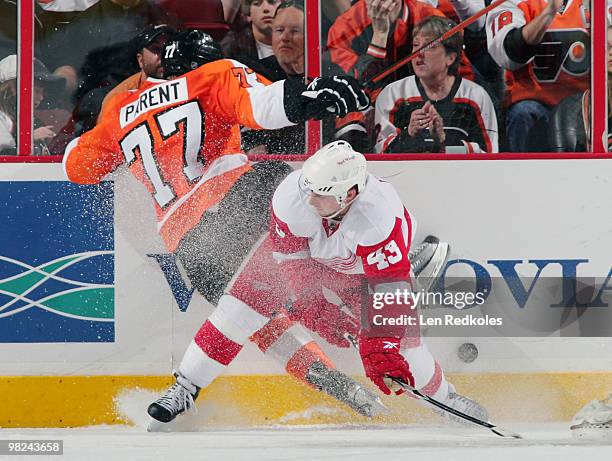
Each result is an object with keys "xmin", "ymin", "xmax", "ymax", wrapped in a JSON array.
[{"xmin": 158, "ymin": 0, "xmax": 230, "ymax": 41}]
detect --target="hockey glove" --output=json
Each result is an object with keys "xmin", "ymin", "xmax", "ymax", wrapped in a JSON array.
[
  {"xmin": 358, "ymin": 336, "xmax": 414, "ymax": 395},
  {"xmin": 303, "ymin": 76, "xmax": 370, "ymax": 119},
  {"xmin": 279, "ymin": 258, "xmax": 359, "ymax": 348},
  {"xmin": 283, "ymin": 76, "xmax": 370, "ymax": 123},
  {"xmin": 286, "ymin": 294, "xmax": 359, "ymax": 348}
]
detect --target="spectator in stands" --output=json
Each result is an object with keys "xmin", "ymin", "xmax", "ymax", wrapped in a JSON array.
[
  {"xmin": 549, "ymin": 20, "xmax": 612, "ymax": 152},
  {"xmin": 221, "ymin": 0, "xmax": 281, "ymax": 73},
  {"xmin": 98, "ymin": 23, "xmax": 174, "ymax": 118},
  {"xmin": 0, "ymin": 55, "xmax": 64, "ymax": 155},
  {"xmin": 42, "ymin": 0, "xmax": 174, "ymax": 139},
  {"xmin": 242, "ymin": 0, "xmax": 305, "ymax": 153},
  {"xmin": 264, "ymin": 0, "xmax": 304, "ymax": 78},
  {"xmin": 374, "ymin": 17, "xmax": 497, "ymax": 153},
  {"xmin": 39, "ymin": 0, "xmax": 173, "ymax": 95},
  {"xmin": 418, "ymin": 0, "xmax": 504, "ymax": 111},
  {"xmin": 326, "ymin": 0, "xmax": 475, "ymax": 152},
  {"xmin": 327, "ymin": 0, "xmax": 474, "ymax": 84},
  {"xmin": 486, "ymin": 0, "xmax": 590, "ymax": 152}
]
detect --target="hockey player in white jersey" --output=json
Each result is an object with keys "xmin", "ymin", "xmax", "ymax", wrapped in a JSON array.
[{"xmin": 266, "ymin": 140, "xmax": 488, "ymax": 420}]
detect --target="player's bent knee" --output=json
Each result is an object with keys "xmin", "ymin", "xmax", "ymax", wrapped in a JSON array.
[{"xmin": 208, "ymin": 294, "xmax": 272, "ymax": 343}]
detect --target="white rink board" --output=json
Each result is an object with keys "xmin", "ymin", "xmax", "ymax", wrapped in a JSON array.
[{"xmin": 1, "ymin": 160, "xmax": 611, "ymax": 376}]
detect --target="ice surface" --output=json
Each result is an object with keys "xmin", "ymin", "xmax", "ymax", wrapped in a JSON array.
[
  {"xmin": 1, "ymin": 423, "xmax": 611, "ymax": 461},
  {"xmin": 1, "ymin": 389, "xmax": 610, "ymax": 460}
]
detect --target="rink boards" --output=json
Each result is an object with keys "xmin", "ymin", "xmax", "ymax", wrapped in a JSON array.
[{"xmin": 1, "ymin": 160, "xmax": 611, "ymax": 427}]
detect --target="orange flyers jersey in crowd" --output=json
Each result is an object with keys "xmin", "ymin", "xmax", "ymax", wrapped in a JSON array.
[
  {"xmin": 63, "ymin": 59, "xmax": 295, "ymax": 252},
  {"xmin": 486, "ymin": 0, "xmax": 590, "ymax": 107}
]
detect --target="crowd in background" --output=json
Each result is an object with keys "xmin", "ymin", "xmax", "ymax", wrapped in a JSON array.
[{"xmin": 0, "ymin": 0, "xmax": 605, "ymax": 155}]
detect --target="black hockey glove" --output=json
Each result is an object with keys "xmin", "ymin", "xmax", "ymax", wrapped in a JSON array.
[
  {"xmin": 304, "ymin": 75, "xmax": 370, "ymax": 119},
  {"xmin": 283, "ymin": 76, "xmax": 370, "ymax": 123}
]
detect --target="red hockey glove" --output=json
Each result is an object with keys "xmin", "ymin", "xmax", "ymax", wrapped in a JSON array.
[
  {"xmin": 279, "ymin": 258, "xmax": 359, "ymax": 348},
  {"xmin": 286, "ymin": 293, "xmax": 358, "ymax": 348},
  {"xmin": 358, "ymin": 336, "xmax": 414, "ymax": 395}
]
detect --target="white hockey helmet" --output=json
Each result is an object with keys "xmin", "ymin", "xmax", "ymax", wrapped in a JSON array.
[{"xmin": 300, "ymin": 140, "xmax": 367, "ymax": 208}]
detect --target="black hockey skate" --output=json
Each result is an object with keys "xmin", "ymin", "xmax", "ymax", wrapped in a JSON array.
[
  {"xmin": 148, "ymin": 371, "xmax": 200, "ymax": 423},
  {"xmin": 306, "ymin": 361, "xmax": 387, "ymax": 417},
  {"xmin": 409, "ymin": 235, "xmax": 450, "ymax": 293}
]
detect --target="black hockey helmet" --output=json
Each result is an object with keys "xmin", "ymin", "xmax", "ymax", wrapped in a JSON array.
[{"xmin": 161, "ymin": 29, "xmax": 223, "ymax": 78}]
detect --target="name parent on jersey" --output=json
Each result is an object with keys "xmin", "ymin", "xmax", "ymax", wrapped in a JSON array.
[{"xmin": 120, "ymin": 79, "xmax": 186, "ymax": 126}]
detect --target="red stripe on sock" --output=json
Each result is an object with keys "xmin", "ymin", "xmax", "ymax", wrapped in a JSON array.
[
  {"xmin": 194, "ymin": 320, "xmax": 242, "ymax": 366},
  {"xmin": 420, "ymin": 361, "xmax": 443, "ymax": 396}
]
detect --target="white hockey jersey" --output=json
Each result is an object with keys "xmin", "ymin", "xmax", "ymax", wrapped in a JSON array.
[
  {"xmin": 374, "ymin": 75, "xmax": 498, "ymax": 153},
  {"xmin": 270, "ymin": 170, "xmax": 414, "ymax": 282}
]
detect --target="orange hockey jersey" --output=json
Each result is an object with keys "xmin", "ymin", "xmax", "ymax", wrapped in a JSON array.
[
  {"xmin": 486, "ymin": 0, "xmax": 590, "ymax": 107},
  {"xmin": 63, "ymin": 59, "xmax": 295, "ymax": 252}
]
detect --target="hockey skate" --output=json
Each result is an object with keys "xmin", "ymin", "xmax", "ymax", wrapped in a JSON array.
[
  {"xmin": 424, "ymin": 384, "xmax": 489, "ymax": 426},
  {"xmin": 148, "ymin": 371, "xmax": 200, "ymax": 425},
  {"xmin": 437, "ymin": 387, "xmax": 489, "ymax": 426},
  {"xmin": 409, "ymin": 235, "xmax": 450, "ymax": 293},
  {"xmin": 306, "ymin": 361, "xmax": 388, "ymax": 417},
  {"xmin": 570, "ymin": 394, "xmax": 612, "ymax": 439}
]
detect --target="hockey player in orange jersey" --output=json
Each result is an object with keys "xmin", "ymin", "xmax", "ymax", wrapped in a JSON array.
[
  {"xmin": 63, "ymin": 29, "xmax": 385, "ymax": 425},
  {"xmin": 486, "ymin": 0, "xmax": 590, "ymax": 152}
]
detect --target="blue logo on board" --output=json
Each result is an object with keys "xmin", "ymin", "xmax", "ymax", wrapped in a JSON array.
[{"xmin": 0, "ymin": 181, "xmax": 115, "ymax": 343}]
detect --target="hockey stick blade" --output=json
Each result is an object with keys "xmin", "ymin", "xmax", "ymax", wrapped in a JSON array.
[
  {"xmin": 366, "ymin": 0, "xmax": 511, "ymax": 89},
  {"xmin": 389, "ymin": 377, "xmax": 522, "ymax": 439}
]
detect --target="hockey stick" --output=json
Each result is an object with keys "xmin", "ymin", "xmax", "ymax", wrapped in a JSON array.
[
  {"xmin": 366, "ymin": 0, "xmax": 511, "ymax": 89},
  {"xmin": 387, "ymin": 377, "xmax": 522, "ymax": 439},
  {"xmin": 345, "ymin": 334, "xmax": 522, "ymax": 438}
]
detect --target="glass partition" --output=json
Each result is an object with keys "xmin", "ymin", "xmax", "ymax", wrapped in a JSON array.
[
  {"xmin": 3, "ymin": 0, "xmax": 608, "ymax": 157},
  {"xmin": 320, "ymin": 0, "xmax": 593, "ymax": 154},
  {"xmin": 31, "ymin": 0, "xmax": 307, "ymax": 156}
]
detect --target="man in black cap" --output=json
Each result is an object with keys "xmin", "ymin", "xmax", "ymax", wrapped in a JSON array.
[{"xmin": 98, "ymin": 23, "xmax": 175, "ymax": 118}]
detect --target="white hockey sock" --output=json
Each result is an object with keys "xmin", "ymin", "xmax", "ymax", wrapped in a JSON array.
[
  {"xmin": 178, "ymin": 294, "xmax": 271, "ymax": 388},
  {"xmin": 401, "ymin": 342, "xmax": 450, "ymax": 402}
]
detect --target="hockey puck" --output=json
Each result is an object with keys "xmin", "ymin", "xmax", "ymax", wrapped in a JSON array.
[{"xmin": 458, "ymin": 342, "xmax": 478, "ymax": 363}]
